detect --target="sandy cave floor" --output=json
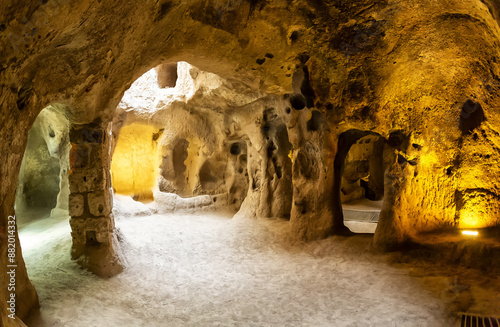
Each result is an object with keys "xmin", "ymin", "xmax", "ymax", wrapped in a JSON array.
[{"xmin": 18, "ymin": 210, "xmax": 499, "ymax": 327}]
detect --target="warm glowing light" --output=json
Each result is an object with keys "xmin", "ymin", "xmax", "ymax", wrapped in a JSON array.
[
  {"xmin": 111, "ymin": 123, "xmax": 162, "ymax": 197},
  {"xmin": 461, "ymin": 230, "xmax": 478, "ymax": 236},
  {"xmin": 459, "ymin": 208, "xmax": 485, "ymax": 229}
]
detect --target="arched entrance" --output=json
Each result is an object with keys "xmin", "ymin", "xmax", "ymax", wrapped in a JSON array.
[{"xmin": 332, "ymin": 130, "xmax": 395, "ymax": 234}]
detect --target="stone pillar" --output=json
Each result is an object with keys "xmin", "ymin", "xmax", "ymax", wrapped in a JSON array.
[
  {"xmin": 284, "ymin": 104, "xmax": 336, "ymax": 240},
  {"xmin": 68, "ymin": 119, "xmax": 123, "ymax": 277},
  {"xmin": 289, "ymin": 139, "xmax": 336, "ymax": 240},
  {"xmin": 373, "ymin": 161, "xmax": 411, "ymax": 250}
]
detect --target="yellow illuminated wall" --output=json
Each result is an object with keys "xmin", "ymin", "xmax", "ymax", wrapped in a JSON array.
[
  {"xmin": 111, "ymin": 123, "xmax": 161, "ymax": 198},
  {"xmin": 459, "ymin": 195, "xmax": 500, "ymax": 229}
]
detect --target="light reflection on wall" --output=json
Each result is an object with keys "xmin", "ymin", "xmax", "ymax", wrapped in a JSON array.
[{"xmin": 111, "ymin": 123, "xmax": 161, "ymax": 199}]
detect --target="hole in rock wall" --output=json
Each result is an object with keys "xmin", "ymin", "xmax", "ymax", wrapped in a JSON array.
[
  {"xmin": 199, "ymin": 160, "xmax": 219, "ymax": 190},
  {"xmin": 155, "ymin": 62, "xmax": 178, "ymax": 88},
  {"xmin": 307, "ymin": 110, "xmax": 324, "ymax": 131},
  {"xmin": 289, "ymin": 93, "xmax": 307, "ymax": 110},
  {"xmin": 15, "ymin": 105, "xmax": 71, "ymax": 228}
]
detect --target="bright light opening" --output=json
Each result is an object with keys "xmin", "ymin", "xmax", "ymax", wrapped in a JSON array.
[{"xmin": 461, "ymin": 230, "xmax": 479, "ymax": 236}]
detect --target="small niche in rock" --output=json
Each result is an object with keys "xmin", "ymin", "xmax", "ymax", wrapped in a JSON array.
[
  {"xmin": 86, "ymin": 231, "xmax": 99, "ymax": 245},
  {"xmin": 173, "ymin": 139, "xmax": 189, "ymax": 179},
  {"xmin": 300, "ymin": 66, "xmax": 315, "ymax": 108},
  {"xmin": 298, "ymin": 53, "xmax": 310, "ymax": 63},
  {"xmin": 397, "ymin": 154, "xmax": 407, "ymax": 164},
  {"xmin": 275, "ymin": 166, "xmax": 283, "ymax": 179},
  {"xmin": 298, "ymin": 200, "xmax": 307, "ymax": 214},
  {"xmin": 230, "ymin": 143, "xmax": 241, "ymax": 155},
  {"xmin": 267, "ymin": 142, "xmax": 277, "ymax": 157},
  {"xmin": 290, "ymin": 93, "xmax": 306, "ymax": 110},
  {"xmin": 290, "ymin": 30, "xmax": 300, "ymax": 43},
  {"xmin": 199, "ymin": 161, "xmax": 218, "ymax": 190},
  {"xmin": 387, "ymin": 130, "xmax": 409, "ymax": 151},
  {"xmin": 307, "ymin": 110, "xmax": 323, "ymax": 131},
  {"xmin": 156, "ymin": 62, "xmax": 178, "ymax": 88},
  {"xmin": 459, "ymin": 99, "xmax": 485, "ymax": 135}
]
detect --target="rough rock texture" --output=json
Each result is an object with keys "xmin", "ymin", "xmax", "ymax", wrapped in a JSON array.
[
  {"xmin": 1, "ymin": 0, "xmax": 500, "ymax": 324},
  {"xmin": 68, "ymin": 119, "xmax": 123, "ymax": 277}
]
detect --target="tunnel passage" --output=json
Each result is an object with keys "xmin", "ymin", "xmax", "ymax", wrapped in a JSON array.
[
  {"xmin": 332, "ymin": 130, "xmax": 391, "ymax": 234},
  {"xmin": 15, "ymin": 105, "xmax": 70, "ymax": 227}
]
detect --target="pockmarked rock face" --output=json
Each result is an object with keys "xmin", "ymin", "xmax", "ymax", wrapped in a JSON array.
[{"xmin": 1, "ymin": 0, "xmax": 500, "ymax": 324}]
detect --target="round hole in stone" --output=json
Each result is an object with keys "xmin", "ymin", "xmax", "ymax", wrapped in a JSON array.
[
  {"xmin": 98, "ymin": 204, "xmax": 104, "ymax": 213},
  {"xmin": 290, "ymin": 30, "xmax": 300, "ymax": 42},
  {"xmin": 230, "ymin": 143, "xmax": 241, "ymax": 155},
  {"xmin": 290, "ymin": 93, "xmax": 306, "ymax": 110}
]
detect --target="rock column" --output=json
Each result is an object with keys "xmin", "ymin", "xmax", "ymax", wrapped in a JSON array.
[{"xmin": 68, "ymin": 119, "xmax": 123, "ymax": 277}]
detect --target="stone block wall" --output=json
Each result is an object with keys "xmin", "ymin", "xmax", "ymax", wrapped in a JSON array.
[{"xmin": 68, "ymin": 119, "xmax": 122, "ymax": 277}]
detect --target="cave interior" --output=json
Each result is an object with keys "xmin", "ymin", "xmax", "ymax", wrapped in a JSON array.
[{"xmin": 1, "ymin": 0, "xmax": 500, "ymax": 326}]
